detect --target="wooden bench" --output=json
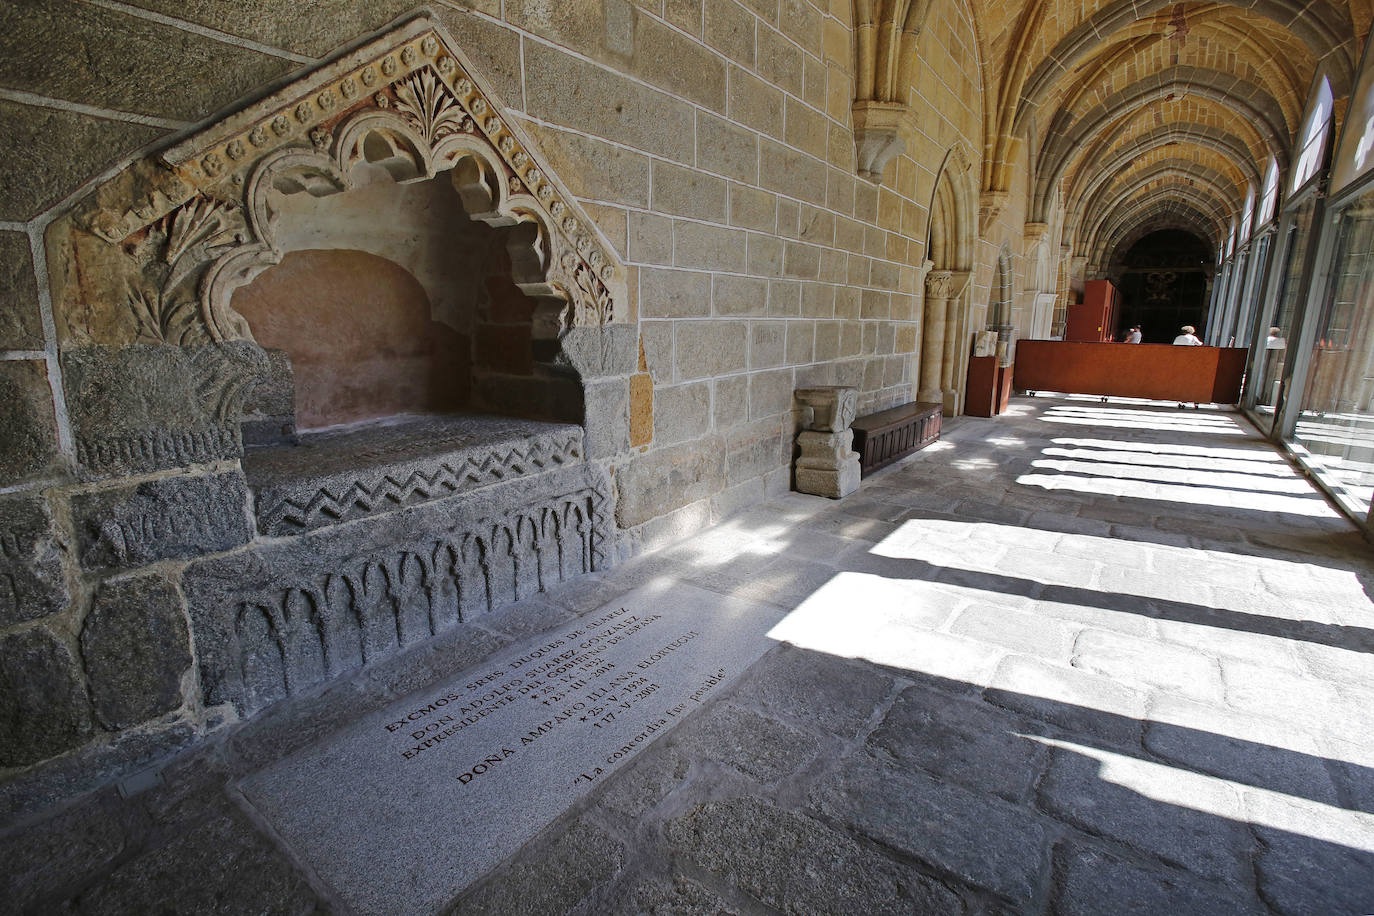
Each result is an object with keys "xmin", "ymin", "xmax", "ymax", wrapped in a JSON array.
[{"xmin": 851, "ymin": 401, "xmax": 942, "ymax": 476}]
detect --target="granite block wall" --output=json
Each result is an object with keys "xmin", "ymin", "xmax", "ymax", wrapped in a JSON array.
[{"xmin": 0, "ymin": 0, "xmax": 990, "ymax": 805}]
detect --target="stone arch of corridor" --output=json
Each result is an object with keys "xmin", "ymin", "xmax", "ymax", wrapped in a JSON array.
[{"xmin": 918, "ymin": 143, "xmax": 976, "ymax": 416}]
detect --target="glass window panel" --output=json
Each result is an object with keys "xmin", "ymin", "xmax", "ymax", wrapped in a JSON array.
[
  {"xmin": 1253, "ymin": 197, "xmax": 1316, "ymax": 429},
  {"xmin": 1259, "ymin": 160, "xmax": 1280, "ymax": 226},
  {"xmin": 1292, "ymin": 80, "xmax": 1333, "ymax": 195},
  {"xmin": 1293, "ymin": 187, "xmax": 1374, "ymax": 519},
  {"xmin": 1235, "ymin": 233, "xmax": 1271, "ymax": 348},
  {"xmin": 1220, "ymin": 250, "xmax": 1248, "ymax": 344}
]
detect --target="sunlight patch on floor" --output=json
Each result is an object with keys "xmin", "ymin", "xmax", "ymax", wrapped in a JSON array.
[
  {"xmin": 1050, "ymin": 437, "xmax": 1285, "ymax": 462},
  {"xmin": 1041, "ymin": 446, "xmax": 1296, "ymax": 477},
  {"xmin": 1039, "ymin": 415, "xmax": 1250, "ymax": 434},
  {"xmin": 869, "ymin": 518, "xmax": 1365, "ymax": 616},
  {"xmin": 1025, "ymin": 735, "xmax": 1374, "ymax": 853},
  {"xmin": 1029, "ymin": 458, "xmax": 1317, "ymax": 494},
  {"xmin": 1048, "ymin": 406, "xmax": 1241, "ymax": 425},
  {"xmin": 766, "ymin": 572, "xmax": 1000, "ymax": 683},
  {"xmin": 1017, "ymin": 472, "xmax": 1340, "ymax": 516}
]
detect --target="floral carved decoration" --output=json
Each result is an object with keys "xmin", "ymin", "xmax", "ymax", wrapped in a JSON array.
[
  {"xmin": 126, "ymin": 198, "xmax": 245, "ymax": 346},
  {"xmin": 393, "ymin": 69, "xmax": 472, "ymax": 146}
]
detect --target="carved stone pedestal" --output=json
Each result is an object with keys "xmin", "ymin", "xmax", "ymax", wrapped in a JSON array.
[{"xmin": 794, "ymin": 387, "xmax": 861, "ymax": 499}]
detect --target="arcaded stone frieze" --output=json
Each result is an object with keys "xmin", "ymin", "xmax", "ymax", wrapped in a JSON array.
[
  {"xmin": 243, "ymin": 414, "xmax": 586, "ymax": 536},
  {"xmin": 183, "ymin": 462, "xmax": 613, "ymax": 716},
  {"xmin": 48, "ymin": 13, "xmax": 628, "ymax": 352}
]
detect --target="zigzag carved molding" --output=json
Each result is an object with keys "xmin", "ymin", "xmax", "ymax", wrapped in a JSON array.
[{"xmin": 256, "ymin": 433, "xmax": 584, "ymax": 535}]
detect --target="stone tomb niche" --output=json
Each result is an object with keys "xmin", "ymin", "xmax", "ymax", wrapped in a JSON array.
[
  {"xmin": 194, "ymin": 138, "xmax": 612, "ymax": 718},
  {"xmin": 227, "ymin": 162, "xmax": 603, "ymax": 546},
  {"xmin": 42, "ymin": 16, "xmax": 632, "ymax": 721}
]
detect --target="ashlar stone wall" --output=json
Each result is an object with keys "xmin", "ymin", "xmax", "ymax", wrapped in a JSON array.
[{"xmin": 0, "ymin": 0, "xmax": 992, "ymax": 809}]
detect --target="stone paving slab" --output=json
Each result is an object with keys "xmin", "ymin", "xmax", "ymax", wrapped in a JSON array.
[
  {"xmin": 662, "ymin": 797, "xmax": 968, "ymax": 915},
  {"xmin": 810, "ymin": 754, "xmax": 1051, "ymax": 905},
  {"xmin": 6, "ymin": 396, "xmax": 1374, "ymax": 915},
  {"xmin": 1052, "ymin": 842, "xmax": 1267, "ymax": 915},
  {"xmin": 1037, "ymin": 744, "xmax": 1256, "ymax": 887},
  {"xmin": 866, "ymin": 684, "xmax": 1050, "ymax": 804}
]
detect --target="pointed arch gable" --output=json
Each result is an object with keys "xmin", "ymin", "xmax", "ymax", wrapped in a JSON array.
[{"xmin": 55, "ymin": 14, "xmax": 628, "ymax": 357}]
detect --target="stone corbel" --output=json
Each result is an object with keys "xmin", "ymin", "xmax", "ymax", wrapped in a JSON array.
[
  {"xmin": 978, "ymin": 190, "xmax": 1011, "ymax": 238},
  {"xmin": 1022, "ymin": 221, "xmax": 1050, "ymax": 250},
  {"xmin": 852, "ymin": 101, "xmax": 916, "ymax": 183}
]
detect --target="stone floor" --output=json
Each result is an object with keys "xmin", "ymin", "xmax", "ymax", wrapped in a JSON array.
[{"xmin": 4, "ymin": 394, "xmax": 1374, "ymax": 915}]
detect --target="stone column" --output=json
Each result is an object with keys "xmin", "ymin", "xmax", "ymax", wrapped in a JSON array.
[
  {"xmin": 940, "ymin": 294, "xmax": 961, "ymax": 398},
  {"xmin": 918, "ymin": 271, "xmax": 954, "ymax": 404},
  {"xmin": 793, "ymin": 387, "xmax": 861, "ymax": 498}
]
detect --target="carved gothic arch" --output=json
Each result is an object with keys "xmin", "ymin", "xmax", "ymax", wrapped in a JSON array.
[
  {"xmin": 915, "ymin": 141, "xmax": 978, "ymax": 416},
  {"xmin": 62, "ymin": 14, "xmax": 627, "ymax": 361},
  {"xmin": 924, "ymin": 141, "xmax": 977, "ymax": 268}
]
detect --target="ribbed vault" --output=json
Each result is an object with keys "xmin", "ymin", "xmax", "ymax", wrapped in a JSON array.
[{"xmin": 849, "ymin": 0, "xmax": 1364, "ymax": 315}]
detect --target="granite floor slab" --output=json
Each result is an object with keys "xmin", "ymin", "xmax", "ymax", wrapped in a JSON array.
[{"xmin": 4, "ymin": 395, "xmax": 1373, "ymax": 915}]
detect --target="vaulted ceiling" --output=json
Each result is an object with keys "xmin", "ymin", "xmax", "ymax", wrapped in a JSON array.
[
  {"xmin": 854, "ymin": 0, "xmax": 1369, "ymax": 268},
  {"xmin": 981, "ymin": 0, "xmax": 1365, "ymax": 264}
]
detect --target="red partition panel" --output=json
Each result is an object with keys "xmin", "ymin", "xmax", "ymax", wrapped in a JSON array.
[
  {"xmin": 965, "ymin": 356, "xmax": 999, "ymax": 416},
  {"xmin": 1066, "ymin": 280, "xmax": 1120, "ymax": 342},
  {"xmin": 1211, "ymin": 347, "xmax": 1248, "ymax": 403},
  {"xmin": 1014, "ymin": 341, "xmax": 1249, "ymax": 404}
]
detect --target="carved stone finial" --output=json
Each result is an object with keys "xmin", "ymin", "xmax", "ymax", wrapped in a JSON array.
[
  {"xmin": 949, "ymin": 142, "xmax": 973, "ymax": 175},
  {"xmin": 1023, "ymin": 221, "xmax": 1050, "ymax": 247}
]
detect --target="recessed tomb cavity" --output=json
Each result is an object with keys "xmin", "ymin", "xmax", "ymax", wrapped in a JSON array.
[{"xmin": 228, "ymin": 162, "xmax": 591, "ymax": 538}]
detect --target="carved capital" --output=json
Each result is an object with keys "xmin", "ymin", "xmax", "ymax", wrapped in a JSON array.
[
  {"xmin": 925, "ymin": 269, "xmax": 969, "ymax": 300},
  {"xmin": 852, "ymin": 101, "xmax": 916, "ymax": 183},
  {"xmin": 926, "ymin": 270, "xmax": 955, "ymax": 300},
  {"xmin": 795, "ymin": 386, "xmax": 859, "ymax": 432}
]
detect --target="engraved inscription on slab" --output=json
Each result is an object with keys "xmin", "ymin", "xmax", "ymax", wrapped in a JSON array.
[{"xmin": 240, "ymin": 581, "xmax": 785, "ymax": 914}]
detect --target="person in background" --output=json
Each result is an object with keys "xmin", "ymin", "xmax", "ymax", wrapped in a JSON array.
[
  {"xmin": 1172, "ymin": 325, "xmax": 1203, "ymax": 346},
  {"xmin": 1125, "ymin": 325, "xmax": 1142, "ymax": 343},
  {"xmin": 1262, "ymin": 326, "xmax": 1287, "ymax": 407},
  {"xmin": 1171, "ymin": 325, "xmax": 1204, "ymax": 408}
]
